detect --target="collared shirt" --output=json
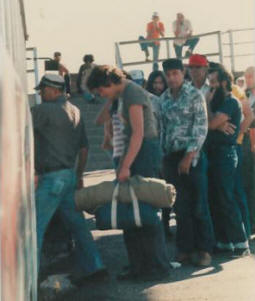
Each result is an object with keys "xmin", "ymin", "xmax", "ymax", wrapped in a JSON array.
[
  {"xmin": 173, "ymin": 19, "xmax": 193, "ymax": 46},
  {"xmin": 147, "ymin": 21, "xmax": 165, "ymax": 45},
  {"xmin": 31, "ymin": 95, "xmax": 89, "ymax": 174},
  {"xmin": 159, "ymin": 81, "xmax": 208, "ymax": 165}
]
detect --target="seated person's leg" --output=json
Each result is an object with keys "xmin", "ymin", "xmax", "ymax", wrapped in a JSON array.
[
  {"xmin": 174, "ymin": 44, "xmax": 183, "ymax": 59},
  {"xmin": 152, "ymin": 44, "xmax": 159, "ymax": 71},
  {"xmin": 139, "ymin": 36, "xmax": 150, "ymax": 60},
  {"xmin": 185, "ymin": 37, "xmax": 200, "ymax": 57}
]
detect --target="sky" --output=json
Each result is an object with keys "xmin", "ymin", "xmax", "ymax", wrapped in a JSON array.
[{"xmin": 24, "ymin": 0, "xmax": 255, "ymax": 82}]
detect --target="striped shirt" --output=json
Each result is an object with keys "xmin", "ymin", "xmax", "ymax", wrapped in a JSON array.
[{"xmin": 112, "ymin": 112, "xmax": 126, "ymax": 158}]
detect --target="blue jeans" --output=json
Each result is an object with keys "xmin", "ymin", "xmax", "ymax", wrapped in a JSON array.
[
  {"xmin": 36, "ymin": 169, "xmax": 104, "ymax": 275},
  {"xmin": 163, "ymin": 151, "xmax": 215, "ymax": 253},
  {"xmin": 174, "ymin": 37, "xmax": 199, "ymax": 59},
  {"xmin": 122, "ymin": 138, "xmax": 170, "ymax": 275},
  {"xmin": 235, "ymin": 145, "xmax": 251, "ymax": 237},
  {"xmin": 208, "ymin": 146, "xmax": 249, "ymax": 250},
  {"xmin": 139, "ymin": 36, "xmax": 160, "ymax": 71}
]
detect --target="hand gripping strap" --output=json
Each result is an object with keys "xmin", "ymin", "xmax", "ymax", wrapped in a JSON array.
[{"xmin": 111, "ymin": 182, "xmax": 142, "ymax": 229}]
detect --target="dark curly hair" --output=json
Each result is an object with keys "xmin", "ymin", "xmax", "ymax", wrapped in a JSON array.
[
  {"xmin": 83, "ymin": 54, "xmax": 94, "ymax": 63},
  {"xmin": 87, "ymin": 65, "xmax": 125, "ymax": 90},
  {"xmin": 208, "ymin": 62, "xmax": 233, "ymax": 92},
  {"xmin": 146, "ymin": 71, "xmax": 167, "ymax": 95}
]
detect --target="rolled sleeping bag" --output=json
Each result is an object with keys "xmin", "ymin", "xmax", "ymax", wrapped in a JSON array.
[{"xmin": 75, "ymin": 175, "xmax": 176, "ymax": 213}]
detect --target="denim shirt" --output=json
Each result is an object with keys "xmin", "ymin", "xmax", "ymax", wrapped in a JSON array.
[{"xmin": 159, "ymin": 81, "xmax": 208, "ymax": 166}]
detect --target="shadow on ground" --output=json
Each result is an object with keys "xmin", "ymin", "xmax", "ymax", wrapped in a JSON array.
[{"xmin": 38, "ymin": 216, "xmax": 255, "ymax": 301}]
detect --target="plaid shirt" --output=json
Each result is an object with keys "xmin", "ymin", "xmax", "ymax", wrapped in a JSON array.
[{"xmin": 159, "ymin": 81, "xmax": 208, "ymax": 165}]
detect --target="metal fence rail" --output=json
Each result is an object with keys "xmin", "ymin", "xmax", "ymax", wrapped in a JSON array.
[
  {"xmin": 221, "ymin": 28, "xmax": 255, "ymax": 73},
  {"xmin": 116, "ymin": 31, "xmax": 223, "ymax": 69},
  {"xmin": 115, "ymin": 28, "xmax": 255, "ymax": 74}
]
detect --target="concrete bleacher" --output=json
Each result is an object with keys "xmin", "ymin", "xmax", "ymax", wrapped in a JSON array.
[
  {"xmin": 69, "ymin": 94, "xmax": 113, "ymax": 171},
  {"xmin": 69, "ymin": 73, "xmax": 113, "ymax": 171}
]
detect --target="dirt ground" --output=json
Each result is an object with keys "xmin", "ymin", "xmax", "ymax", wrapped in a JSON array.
[{"xmin": 39, "ymin": 170, "xmax": 255, "ymax": 301}]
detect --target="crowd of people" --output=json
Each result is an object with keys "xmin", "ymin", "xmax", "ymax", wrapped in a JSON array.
[
  {"xmin": 32, "ymin": 21, "xmax": 255, "ymax": 288},
  {"xmin": 90, "ymin": 57, "xmax": 255, "ymax": 270}
]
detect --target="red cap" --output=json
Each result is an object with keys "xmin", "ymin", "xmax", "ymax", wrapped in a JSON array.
[{"xmin": 188, "ymin": 54, "xmax": 208, "ymax": 67}]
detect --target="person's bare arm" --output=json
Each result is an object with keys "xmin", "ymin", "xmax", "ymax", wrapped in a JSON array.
[
  {"xmin": 178, "ymin": 151, "xmax": 197, "ymax": 175},
  {"xmin": 209, "ymin": 113, "xmax": 229, "ymax": 130},
  {"xmin": 250, "ymin": 128, "xmax": 255, "ymax": 153},
  {"xmin": 158, "ymin": 23, "xmax": 165, "ymax": 37},
  {"xmin": 207, "ymin": 89, "xmax": 238, "ymax": 134},
  {"xmin": 95, "ymin": 99, "xmax": 113, "ymax": 125},
  {"xmin": 118, "ymin": 105, "xmax": 144, "ymax": 182},
  {"xmin": 59, "ymin": 64, "xmax": 69, "ymax": 76}
]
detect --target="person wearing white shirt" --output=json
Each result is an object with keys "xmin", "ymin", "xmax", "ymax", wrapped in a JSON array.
[{"xmin": 173, "ymin": 13, "xmax": 199, "ymax": 59}]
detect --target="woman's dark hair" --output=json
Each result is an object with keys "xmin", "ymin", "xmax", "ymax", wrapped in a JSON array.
[
  {"xmin": 83, "ymin": 54, "xmax": 94, "ymax": 63},
  {"xmin": 146, "ymin": 71, "xmax": 167, "ymax": 95},
  {"xmin": 208, "ymin": 62, "xmax": 234, "ymax": 112},
  {"xmin": 87, "ymin": 65, "xmax": 125, "ymax": 90},
  {"xmin": 208, "ymin": 62, "xmax": 233, "ymax": 92},
  {"xmin": 210, "ymin": 86, "xmax": 226, "ymax": 113}
]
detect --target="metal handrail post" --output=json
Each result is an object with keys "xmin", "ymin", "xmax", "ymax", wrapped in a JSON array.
[
  {"xmin": 33, "ymin": 47, "xmax": 41, "ymax": 104},
  {"xmin": 228, "ymin": 30, "xmax": 235, "ymax": 73},
  {"xmin": 166, "ymin": 40, "xmax": 170, "ymax": 58},
  {"xmin": 217, "ymin": 31, "xmax": 223, "ymax": 64},
  {"xmin": 115, "ymin": 42, "xmax": 123, "ymax": 69}
]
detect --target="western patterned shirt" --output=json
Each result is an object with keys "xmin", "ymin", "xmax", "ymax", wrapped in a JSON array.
[{"xmin": 159, "ymin": 81, "xmax": 208, "ymax": 165}]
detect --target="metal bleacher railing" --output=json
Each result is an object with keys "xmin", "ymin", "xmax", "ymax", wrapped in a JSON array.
[
  {"xmin": 221, "ymin": 28, "xmax": 255, "ymax": 73},
  {"xmin": 115, "ymin": 28, "xmax": 255, "ymax": 74}
]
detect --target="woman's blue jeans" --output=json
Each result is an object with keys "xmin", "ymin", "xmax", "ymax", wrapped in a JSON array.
[{"xmin": 122, "ymin": 138, "xmax": 170, "ymax": 276}]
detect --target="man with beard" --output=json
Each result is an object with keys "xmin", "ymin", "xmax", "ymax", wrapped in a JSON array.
[
  {"xmin": 206, "ymin": 67, "xmax": 250, "ymax": 256},
  {"xmin": 207, "ymin": 63, "xmax": 253, "ymax": 238},
  {"xmin": 159, "ymin": 58, "xmax": 214, "ymax": 266}
]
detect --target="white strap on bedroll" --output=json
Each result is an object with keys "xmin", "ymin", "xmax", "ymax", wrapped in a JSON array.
[
  {"xmin": 111, "ymin": 184, "xmax": 119, "ymax": 229},
  {"xmin": 111, "ymin": 182, "xmax": 142, "ymax": 229},
  {"xmin": 128, "ymin": 183, "xmax": 142, "ymax": 227}
]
